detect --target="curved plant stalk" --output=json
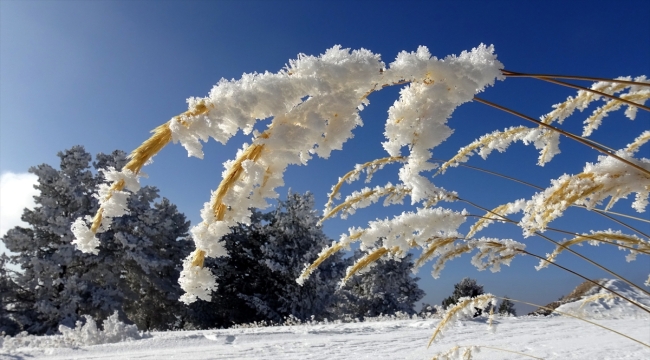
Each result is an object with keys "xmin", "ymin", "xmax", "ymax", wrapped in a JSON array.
[
  {"xmin": 91, "ymin": 102, "xmax": 213, "ymax": 234},
  {"xmin": 501, "ymin": 69, "xmax": 650, "ymax": 87},
  {"xmin": 320, "ymin": 184, "xmax": 411, "ymax": 224},
  {"xmin": 542, "ymin": 232, "xmax": 650, "ymax": 265},
  {"xmin": 459, "ymin": 198, "xmax": 650, "ymax": 298},
  {"xmin": 324, "ymin": 156, "xmax": 406, "ymax": 212},
  {"xmin": 428, "ymin": 294, "xmax": 496, "ymax": 347},
  {"xmin": 432, "ymin": 159, "xmax": 650, "ymax": 237},
  {"xmin": 342, "ymin": 247, "xmax": 391, "ymax": 284},
  {"xmin": 626, "ymin": 131, "xmax": 650, "ymax": 154},
  {"xmin": 498, "ymin": 296, "xmax": 650, "ymax": 349},
  {"xmin": 473, "ymin": 96, "xmax": 650, "ymax": 177},
  {"xmin": 514, "ymin": 75, "xmax": 650, "ymax": 113},
  {"xmin": 468, "ymin": 214, "xmax": 650, "ymax": 257}
]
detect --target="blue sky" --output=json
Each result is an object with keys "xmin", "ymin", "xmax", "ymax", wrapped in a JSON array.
[{"xmin": 1, "ymin": 0, "xmax": 648, "ymax": 313}]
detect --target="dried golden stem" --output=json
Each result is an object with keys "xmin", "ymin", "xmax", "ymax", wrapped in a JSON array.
[
  {"xmin": 584, "ymin": 93, "xmax": 650, "ymax": 136},
  {"xmin": 626, "ymin": 131, "xmax": 650, "ymax": 154},
  {"xmin": 502, "ymin": 69, "xmax": 650, "ymax": 87},
  {"xmin": 343, "ymin": 247, "xmax": 390, "ymax": 283},
  {"xmin": 320, "ymin": 185, "xmax": 411, "ymax": 224},
  {"xmin": 90, "ymin": 101, "xmax": 213, "ymax": 235},
  {"xmin": 298, "ymin": 242, "xmax": 346, "ymax": 282},
  {"xmin": 414, "ymin": 237, "xmax": 458, "ymax": 269},
  {"xmin": 325, "ymin": 156, "xmax": 406, "ymax": 211},
  {"xmin": 191, "ymin": 249, "xmax": 207, "ymax": 268},
  {"xmin": 459, "ymin": 198, "xmax": 650, "ymax": 297},
  {"xmin": 474, "ymin": 96, "xmax": 650, "ymax": 177},
  {"xmin": 545, "ymin": 232, "xmax": 650, "ymax": 265},
  {"xmin": 531, "ymin": 77, "xmax": 650, "ymax": 112},
  {"xmin": 211, "ymin": 133, "xmax": 268, "ymax": 220},
  {"xmin": 428, "ymin": 294, "xmax": 495, "ymax": 347},
  {"xmin": 435, "ymin": 126, "xmax": 530, "ymax": 176},
  {"xmin": 466, "ymin": 203, "xmax": 510, "ymax": 238}
]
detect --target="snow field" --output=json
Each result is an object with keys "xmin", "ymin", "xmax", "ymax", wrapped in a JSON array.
[{"xmin": 3, "ymin": 316, "xmax": 648, "ymax": 359}]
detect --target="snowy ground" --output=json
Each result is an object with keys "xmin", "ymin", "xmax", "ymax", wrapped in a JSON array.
[
  {"xmin": 1, "ymin": 316, "xmax": 648, "ymax": 360},
  {"xmin": 3, "ymin": 279, "xmax": 649, "ymax": 359}
]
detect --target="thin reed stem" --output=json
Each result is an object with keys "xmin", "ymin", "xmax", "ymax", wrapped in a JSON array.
[
  {"xmin": 432, "ymin": 159, "xmax": 650, "ymax": 237},
  {"xmin": 502, "ymin": 70, "xmax": 650, "ymax": 112},
  {"xmin": 459, "ymin": 198, "xmax": 650, "ymax": 298},
  {"xmin": 594, "ymin": 209, "xmax": 650, "ymax": 226},
  {"xmin": 473, "ymin": 97, "xmax": 650, "ymax": 177},
  {"xmin": 474, "ymin": 96, "xmax": 650, "ymax": 176},
  {"xmin": 542, "ymin": 226, "xmax": 650, "ymax": 254},
  {"xmin": 466, "ymin": 215, "xmax": 649, "ymax": 255},
  {"xmin": 502, "ymin": 69, "xmax": 650, "ymax": 87},
  {"xmin": 497, "ymin": 296, "xmax": 650, "ymax": 349}
]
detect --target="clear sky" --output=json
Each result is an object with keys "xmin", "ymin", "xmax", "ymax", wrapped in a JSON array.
[{"xmin": 1, "ymin": 0, "xmax": 649, "ymax": 314}]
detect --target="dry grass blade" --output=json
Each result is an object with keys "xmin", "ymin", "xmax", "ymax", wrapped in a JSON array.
[
  {"xmin": 320, "ymin": 185, "xmax": 411, "ymax": 224},
  {"xmin": 578, "ymin": 293, "xmax": 618, "ymax": 310},
  {"xmin": 325, "ymin": 156, "xmax": 406, "ymax": 211},
  {"xmin": 534, "ymin": 77, "xmax": 650, "ymax": 113},
  {"xmin": 89, "ymin": 102, "xmax": 213, "ymax": 235},
  {"xmin": 435, "ymin": 126, "xmax": 530, "ymax": 176},
  {"xmin": 190, "ymin": 249, "xmax": 207, "ymax": 268},
  {"xmin": 414, "ymin": 237, "xmax": 458, "ymax": 269},
  {"xmin": 298, "ymin": 242, "xmax": 346, "ymax": 284},
  {"xmin": 343, "ymin": 247, "xmax": 390, "ymax": 283},
  {"xmin": 474, "ymin": 96, "xmax": 650, "ymax": 177},
  {"xmin": 466, "ymin": 201, "xmax": 524, "ymax": 238},
  {"xmin": 501, "ymin": 69, "xmax": 650, "ymax": 87},
  {"xmin": 523, "ymin": 170, "xmax": 648, "ymax": 233},
  {"xmin": 428, "ymin": 294, "xmax": 495, "ymax": 347},
  {"xmin": 544, "ymin": 232, "xmax": 650, "ymax": 267},
  {"xmin": 90, "ymin": 179, "xmax": 125, "ymax": 233},
  {"xmin": 583, "ymin": 93, "xmax": 650, "ymax": 137},
  {"xmin": 431, "ymin": 243, "xmax": 473, "ymax": 279},
  {"xmin": 211, "ymin": 135, "xmax": 268, "ymax": 221},
  {"xmin": 626, "ymin": 130, "xmax": 650, "ymax": 154}
]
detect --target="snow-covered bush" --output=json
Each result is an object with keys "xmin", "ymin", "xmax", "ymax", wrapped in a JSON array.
[{"xmin": 1, "ymin": 311, "xmax": 144, "ymax": 352}]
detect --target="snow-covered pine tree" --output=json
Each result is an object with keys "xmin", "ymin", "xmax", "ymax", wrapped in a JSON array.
[
  {"xmin": 254, "ymin": 192, "xmax": 349, "ymax": 322},
  {"xmin": 0, "ymin": 254, "xmax": 25, "ymax": 335},
  {"xmin": 0, "ymin": 146, "xmax": 192, "ymax": 334},
  {"xmin": 498, "ymin": 296, "xmax": 516, "ymax": 316},
  {"xmin": 442, "ymin": 277, "xmax": 485, "ymax": 310},
  {"xmin": 194, "ymin": 192, "xmax": 348, "ymax": 327},
  {"xmin": 338, "ymin": 249, "xmax": 424, "ymax": 318}
]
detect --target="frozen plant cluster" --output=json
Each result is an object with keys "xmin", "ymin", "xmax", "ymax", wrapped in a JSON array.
[
  {"xmin": 429, "ymin": 294, "xmax": 497, "ymax": 345},
  {"xmin": 70, "ymin": 167, "xmax": 142, "ymax": 255},
  {"xmin": 521, "ymin": 150, "xmax": 650, "ymax": 235},
  {"xmin": 1, "ymin": 312, "xmax": 143, "ymax": 352},
  {"xmin": 72, "ymin": 44, "xmax": 506, "ymax": 303}
]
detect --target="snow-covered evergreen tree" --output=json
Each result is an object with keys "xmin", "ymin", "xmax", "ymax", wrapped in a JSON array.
[
  {"xmin": 338, "ymin": 249, "xmax": 425, "ymax": 318},
  {"xmin": 0, "ymin": 146, "xmax": 191, "ymax": 334},
  {"xmin": 442, "ymin": 277, "xmax": 486, "ymax": 315},
  {"xmin": 498, "ymin": 296, "xmax": 516, "ymax": 316},
  {"xmin": 253, "ymin": 192, "xmax": 349, "ymax": 321},
  {"xmin": 192, "ymin": 192, "xmax": 348, "ymax": 327}
]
